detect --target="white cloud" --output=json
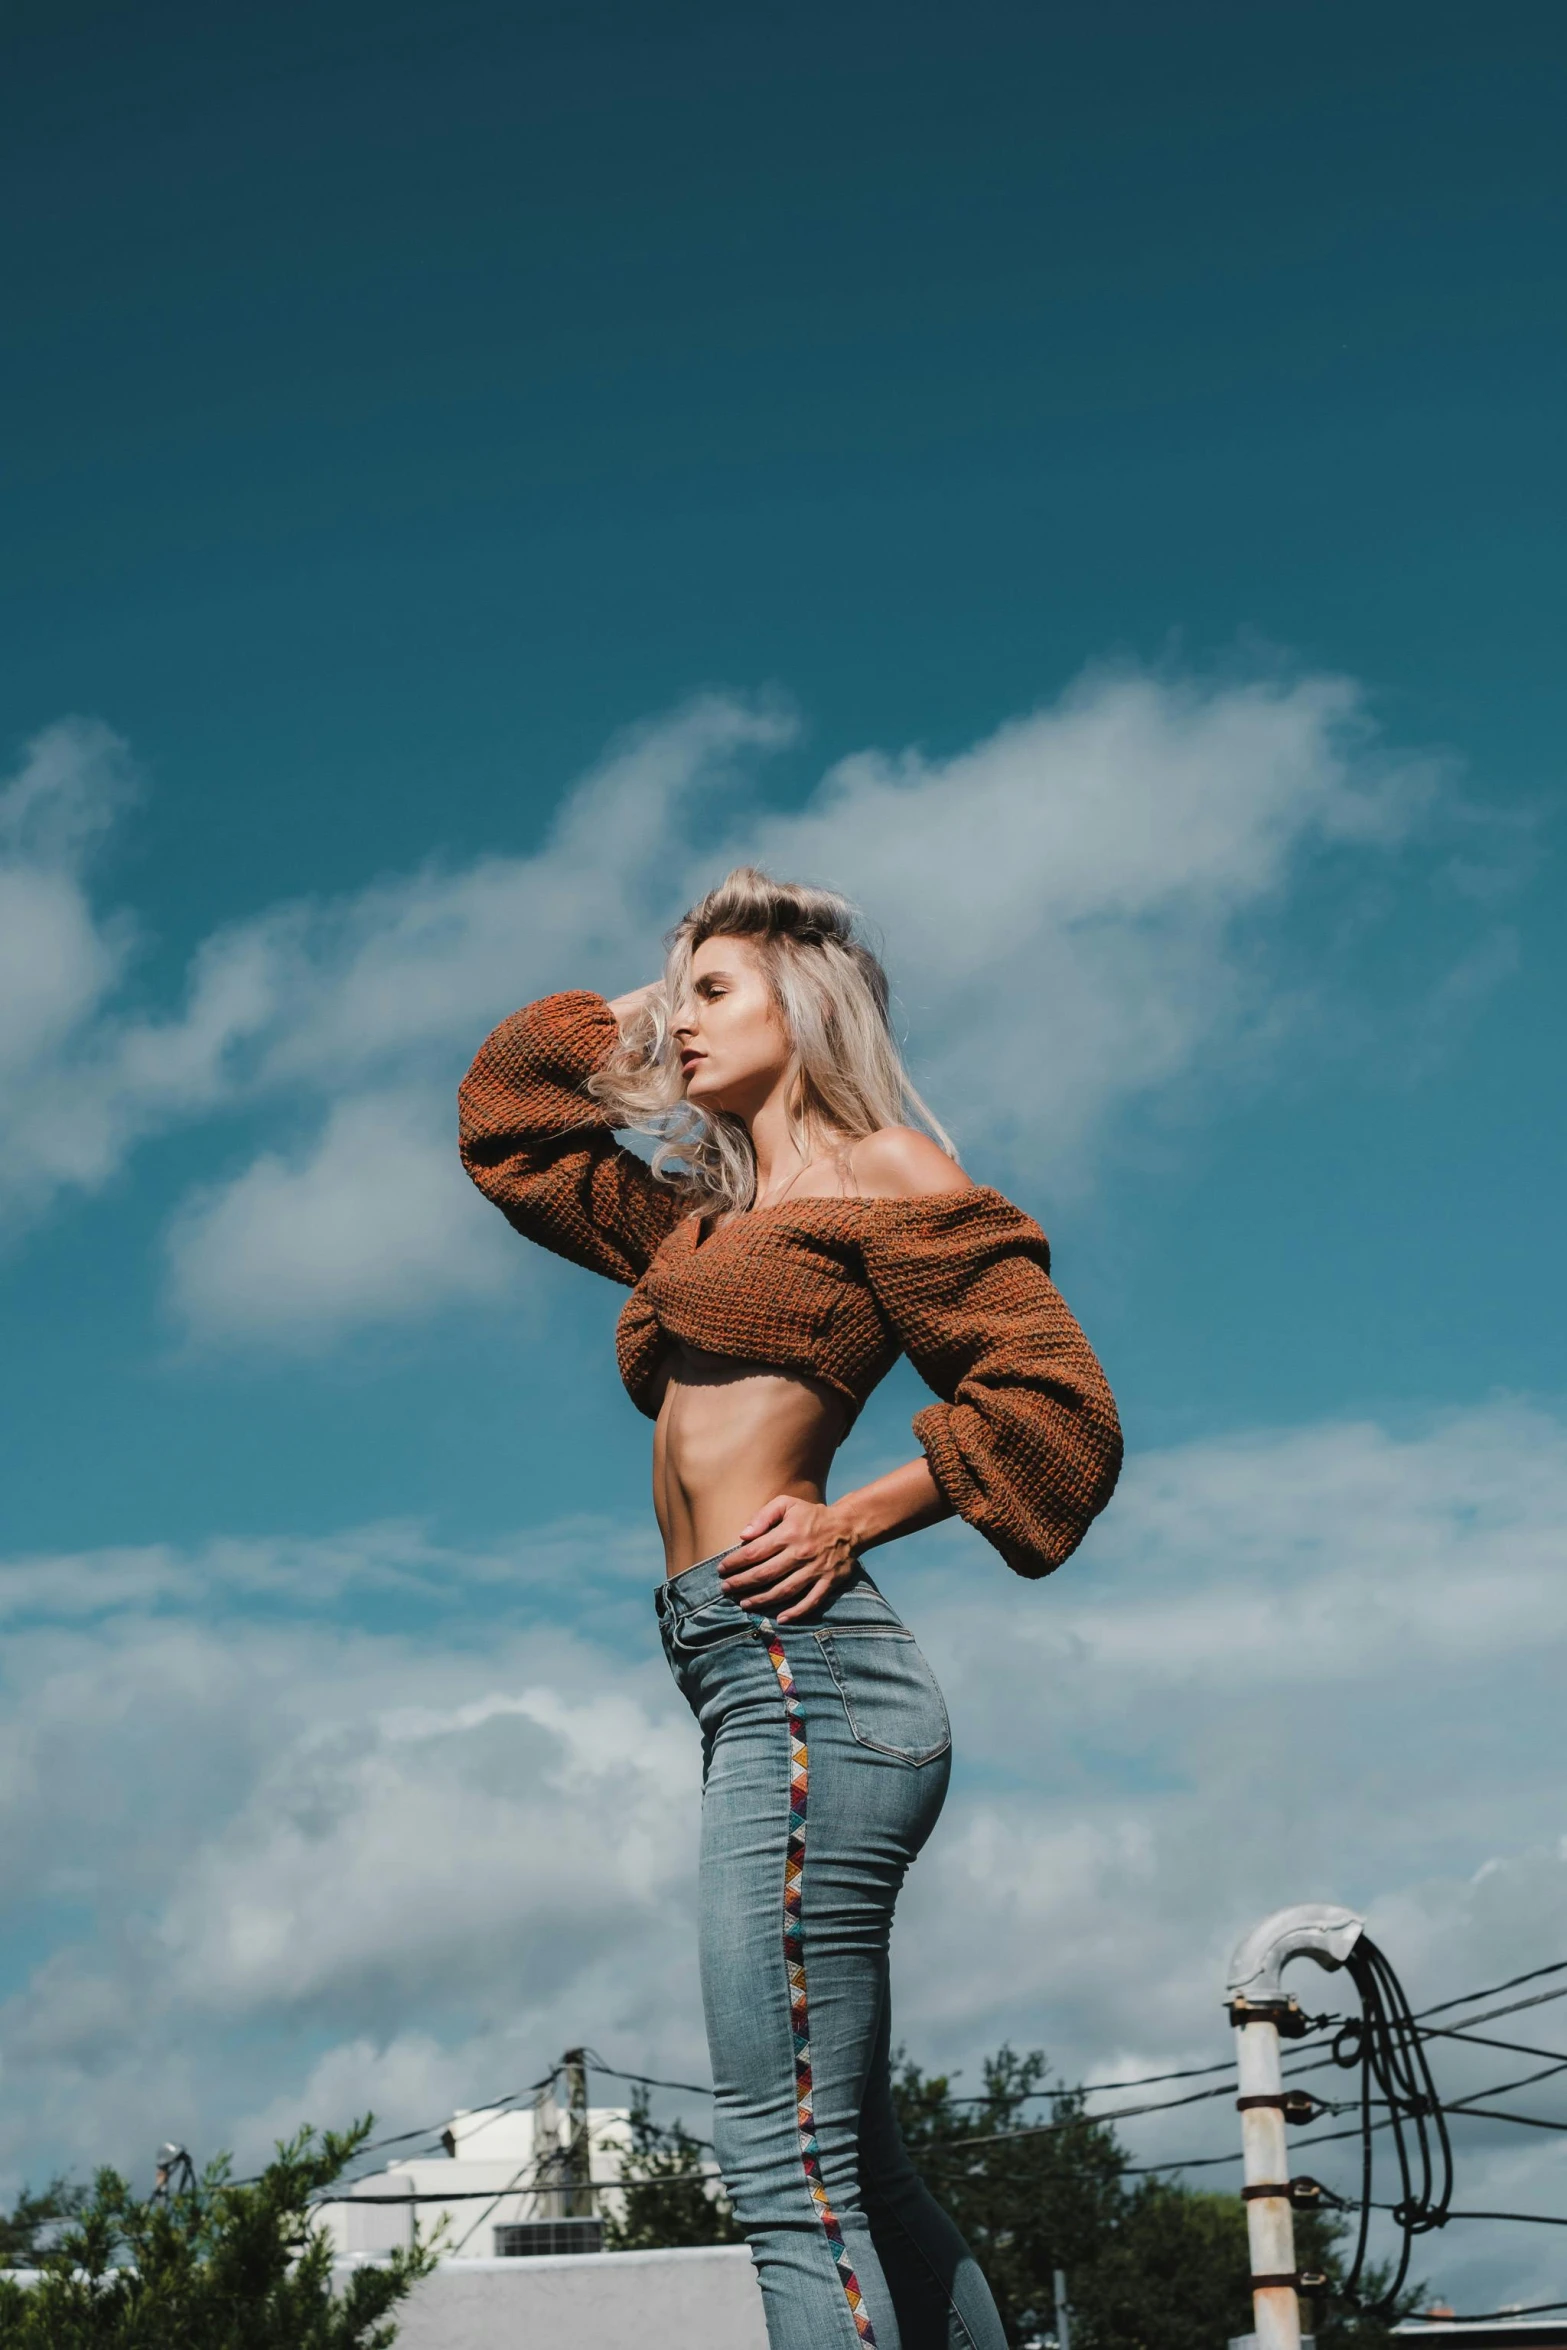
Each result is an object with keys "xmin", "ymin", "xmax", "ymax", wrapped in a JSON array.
[
  {"xmin": 747, "ymin": 666, "xmax": 1435, "ymax": 1151},
  {"xmin": 164, "ymin": 1088, "xmax": 520, "ymax": 1341},
  {"xmin": 0, "ymin": 666, "xmax": 1473, "ymax": 1340},
  {"xmin": 0, "ymin": 1398, "xmax": 1564, "ymax": 2309},
  {"xmin": 0, "ymin": 721, "xmax": 138, "ymax": 1195}
]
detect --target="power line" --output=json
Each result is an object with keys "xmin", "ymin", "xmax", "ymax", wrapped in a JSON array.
[
  {"xmin": 584, "ymin": 2059, "xmax": 715, "ymax": 2099},
  {"xmin": 1441, "ymin": 2108, "xmax": 1567, "ymax": 2134},
  {"xmin": 393, "ymin": 1958, "xmax": 1567, "ymax": 2141},
  {"xmin": 1423, "ymin": 2026, "xmax": 1567, "ymax": 2065},
  {"xmin": 1419, "ymin": 1981, "xmax": 1567, "ymax": 2037},
  {"xmin": 1439, "ymin": 2303, "xmax": 1567, "ymax": 2325},
  {"xmin": 1444, "ymin": 2210, "xmax": 1567, "ymax": 2228},
  {"xmin": 584, "ymin": 2024, "xmax": 1567, "ymax": 2172},
  {"xmin": 1412, "ymin": 1957, "xmax": 1567, "ymax": 2023},
  {"xmin": 947, "ymin": 2057, "xmax": 1242, "ymax": 2106},
  {"xmin": 321, "ymin": 2184, "xmax": 552, "ymax": 2205},
  {"xmin": 297, "ymin": 1954, "xmax": 1567, "ymax": 2232},
  {"xmin": 334, "ymin": 2164, "xmax": 729, "ymax": 2205},
  {"xmin": 946, "ymin": 2076, "xmax": 1251, "ymax": 2150},
  {"xmin": 311, "ymin": 2065, "xmax": 564, "ymax": 2193},
  {"xmin": 1444, "ymin": 2056, "xmax": 1567, "ymax": 2110},
  {"xmin": 585, "ymin": 2051, "xmax": 1255, "ymax": 2107},
  {"xmin": 399, "ymin": 1961, "xmax": 1567, "ymax": 2179}
]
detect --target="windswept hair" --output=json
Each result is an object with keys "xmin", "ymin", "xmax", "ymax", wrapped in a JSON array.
[{"xmin": 587, "ymin": 866, "xmax": 955, "ymax": 1212}]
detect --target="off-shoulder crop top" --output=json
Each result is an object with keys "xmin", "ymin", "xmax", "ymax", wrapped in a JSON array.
[{"xmin": 457, "ymin": 991, "xmax": 1122, "ymax": 1578}]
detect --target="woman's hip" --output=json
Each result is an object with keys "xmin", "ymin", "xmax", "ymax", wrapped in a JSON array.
[{"xmin": 657, "ymin": 1554, "xmax": 953, "ymax": 1847}]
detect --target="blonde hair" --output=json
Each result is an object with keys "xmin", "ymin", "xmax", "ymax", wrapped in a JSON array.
[{"xmin": 588, "ymin": 866, "xmax": 955, "ymax": 1212}]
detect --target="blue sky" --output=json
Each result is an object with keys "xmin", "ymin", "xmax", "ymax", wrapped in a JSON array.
[{"xmin": 3, "ymin": 0, "xmax": 1566, "ymax": 2308}]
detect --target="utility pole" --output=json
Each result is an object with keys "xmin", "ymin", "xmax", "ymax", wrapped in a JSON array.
[
  {"xmin": 1052, "ymin": 2267, "xmax": 1072, "ymax": 2350},
  {"xmin": 1226, "ymin": 1904, "xmax": 1363, "ymax": 2350},
  {"xmin": 561, "ymin": 2047, "xmax": 594, "ymax": 2218},
  {"xmin": 152, "ymin": 2144, "xmax": 195, "ymax": 2201}
]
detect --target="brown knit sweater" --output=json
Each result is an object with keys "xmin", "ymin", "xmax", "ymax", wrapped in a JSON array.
[{"xmin": 458, "ymin": 991, "xmax": 1122, "ymax": 1577}]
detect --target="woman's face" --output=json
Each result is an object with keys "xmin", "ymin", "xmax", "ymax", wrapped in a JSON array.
[{"xmin": 673, "ymin": 934, "xmax": 791, "ymax": 1118}]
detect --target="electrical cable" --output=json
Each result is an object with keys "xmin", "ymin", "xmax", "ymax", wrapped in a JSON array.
[
  {"xmin": 354, "ymin": 2066, "xmax": 558, "ymax": 2157},
  {"xmin": 1411, "ymin": 1957, "xmax": 1567, "ymax": 2023},
  {"xmin": 945, "ymin": 2076, "xmax": 1253, "ymax": 2150},
  {"xmin": 1438, "ymin": 2302, "xmax": 1567, "ymax": 2324},
  {"xmin": 1330, "ymin": 1934, "xmax": 1453, "ymax": 2317},
  {"xmin": 1444, "ymin": 2108, "xmax": 1567, "ymax": 2133},
  {"xmin": 585, "ymin": 2051, "xmax": 1258, "ymax": 2106},
  {"xmin": 1419, "ymin": 2027, "xmax": 1567, "ymax": 2065},
  {"xmin": 583, "ymin": 2058, "xmax": 715, "ymax": 2098},
  {"xmin": 1419, "ymin": 1982, "xmax": 1567, "ymax": 2037},
  {"xmin": 517, "ymin": 1969, "xmax": 1567, "ymax": 2154},
  {"xmin": 326, "ymin": 1960, "xmax": 1567, "ymax": 2180},
  {"xmin": 440, "ymin": 2144, "xmax": 552, "ymax": 2256},
  {"xmin": 945, "ymin": 2057, "xmax": 1241, "ymax": 2105},
  {"xmin": 1441, "ymin": 2210, "xmax": 1567, "ymax": 2228},
  {"xmin": 281, "ymin": 2063, "xmax": 564, "ymax": 2193}
]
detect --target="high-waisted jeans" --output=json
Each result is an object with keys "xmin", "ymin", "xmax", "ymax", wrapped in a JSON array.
[{"xmin": 656, "ymin": 1552, "xmax": 1007, "ymax": 2350}]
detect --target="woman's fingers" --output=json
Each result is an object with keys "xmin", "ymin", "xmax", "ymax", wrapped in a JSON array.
[
  {"xmin": 728, "ymin": 1557, "xmax": 816, "ymax": 1608},
  {"xmin": 720, "ymin": 1532, "xmax": 792, "ymax": 1581},
  {"xmin": 717, "ymin": 1497, "xmax": 851, "ymax": 1616},
  {"xmin": 722, "ymin": 1504, "xmax": 798, "ymax": 1577},
  {"xmin": 723, "ymin": 1559, "xmax": 803, "ymax": 1602},
  {"xmin": 776, "ymin": 1577, "xmax": 835, "ymax": 1624},
  {"xmin": 736, "ymin": 1495, "xmax": 791, "ymax": 1545}
]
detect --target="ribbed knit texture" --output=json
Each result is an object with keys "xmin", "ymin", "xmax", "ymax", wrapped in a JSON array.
[{"xmin": 458, "ymin": 991, "xmax": 1122, "ymax": 1577}]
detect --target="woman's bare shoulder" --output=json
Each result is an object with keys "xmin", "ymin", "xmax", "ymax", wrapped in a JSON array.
[{"xmin": 849, "ymin": 1126, "xmax": 974, "ymax": 1200}]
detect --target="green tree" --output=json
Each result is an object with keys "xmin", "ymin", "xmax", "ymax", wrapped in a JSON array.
[
  {"xmin": 0, "ymin": 2180, "xmax": 87, "ymax": 2271},
  {"xmin": 892, "ymin": 2044, "xmax": 1128, "ymax": 2341},
  {"xmin": 1075, "ymin": 2180, "xmax": 1414, "ymax": 2350},
  {"xmin": 601, "ymin": 2089, "xmax": 743, "ymax": 2252},
  {"xmin": 0, "ymin": 2122, "xmax": 435, "ymax": 2348}
]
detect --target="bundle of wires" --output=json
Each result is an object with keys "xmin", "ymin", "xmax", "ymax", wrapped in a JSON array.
[{"xmin": 1330, "ymin": 1933, "xmax": 1454, "ymax": 2314}]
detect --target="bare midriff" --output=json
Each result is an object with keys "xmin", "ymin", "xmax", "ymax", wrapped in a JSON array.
[{"xmin": 649, "ymin": 1343, "xmax": 850, "ymax": 1577}]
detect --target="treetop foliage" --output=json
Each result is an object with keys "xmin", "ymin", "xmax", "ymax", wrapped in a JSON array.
[{"xmin": 0, "ymin": 2122, "xmax": 435, "ymax": 2349}]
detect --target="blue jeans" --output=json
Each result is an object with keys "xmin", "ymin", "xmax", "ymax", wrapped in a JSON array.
[{"xmin": 656, "ymin": 1553, "xmax": 1007, "ymax": 2350}]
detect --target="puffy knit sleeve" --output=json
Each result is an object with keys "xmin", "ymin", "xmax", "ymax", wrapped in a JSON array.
[
  {"xmin": 860, "ymin": 1189, "xmax": 1122, "ymax": 1579},
  {"xmin": 457, "ymin": 991, "xmax": 685, "ymax": 1286}
]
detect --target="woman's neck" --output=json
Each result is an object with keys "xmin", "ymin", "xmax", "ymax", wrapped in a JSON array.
[{"xmin": 748, "ymin": 1087, "xmax": 836, "ymax": 1207}]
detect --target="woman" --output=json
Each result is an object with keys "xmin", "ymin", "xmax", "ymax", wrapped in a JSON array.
[{"xmin": 457, "ymin": 868, "xmax": 1121, "ymax": 2350}]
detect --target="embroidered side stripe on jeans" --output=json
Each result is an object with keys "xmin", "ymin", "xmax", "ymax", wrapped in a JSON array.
[{"xmin": 762, "ymin": 1628, "xmax": 877, "ymax": 2346}]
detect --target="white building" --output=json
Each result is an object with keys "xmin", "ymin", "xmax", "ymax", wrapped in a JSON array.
[{"xmin": 316, "ymin": 2089, "xmax": 633, "ymax": 2262}]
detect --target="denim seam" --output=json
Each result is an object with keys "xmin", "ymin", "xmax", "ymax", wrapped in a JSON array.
[{"xmin": 760, "ymin": 1628, "xmax": 880, "ymax": 2347}]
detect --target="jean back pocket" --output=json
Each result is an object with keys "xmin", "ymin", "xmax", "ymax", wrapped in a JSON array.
[{"xmin": 817, "ymin": 1629, "xmax": 952, "ymax": 1766}]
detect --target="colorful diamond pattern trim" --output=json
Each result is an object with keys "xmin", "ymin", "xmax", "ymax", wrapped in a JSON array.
[{"xmin": 761, "ymin": 1628, "xmax": 878, "ymax": 2346}]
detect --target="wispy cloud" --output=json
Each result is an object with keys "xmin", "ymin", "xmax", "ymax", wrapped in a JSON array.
[{"xmin": 0, "ymin": 665, "xmax": 1478, "ymax": 1342}]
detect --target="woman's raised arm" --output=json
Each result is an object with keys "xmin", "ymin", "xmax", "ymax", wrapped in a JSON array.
[{"xmin": 457, "ymin": 989, "xmax": 684, "ymax": 1286}]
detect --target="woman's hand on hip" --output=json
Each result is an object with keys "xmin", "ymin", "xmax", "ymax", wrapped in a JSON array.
[{"xmin": 719, "ymin": 1497, "xmax": 857, "ymax": 1623}]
